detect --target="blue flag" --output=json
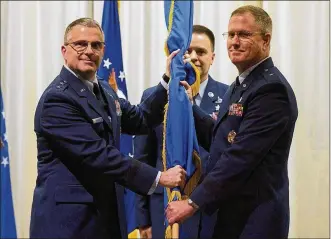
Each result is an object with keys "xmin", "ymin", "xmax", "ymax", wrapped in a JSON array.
[
  {"xmin": 97, "ymin": 1, "xmax": 138, "ymax": 238},
  {"xmin": 0, "ymin": 89, "xmax": 17, "ymax": 238},
  {"xmin": 163, "ymin": 1, "xmax": 202, "ymax": 238}
]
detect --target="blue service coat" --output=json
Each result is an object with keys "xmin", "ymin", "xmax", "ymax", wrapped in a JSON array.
[
  {"xmin": 30, "ymin": 66, "xmax": 167, "ymax": 239},
  {"xmin": 190, "ymin": 58, "xmax": 298, "ymax": 239},
  {"xmin": 134, "ymin": 76, "xmax": 228, "ymax": 238}
]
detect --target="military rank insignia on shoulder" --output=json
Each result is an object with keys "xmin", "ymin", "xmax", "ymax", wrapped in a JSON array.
[
  {"xmin": 263, "ymin": 68, "xmax": 279, "ymax": 82},
  {"xmin": 55, "ymin": 80, "xmax": 68, "ymax": 91}
]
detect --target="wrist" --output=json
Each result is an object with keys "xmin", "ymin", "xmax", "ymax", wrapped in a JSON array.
[
  {"xmin": 162, "ymin": 73, "xmax": 170, "ymax": 83},
  {"xmin": 139, "ymin": 225, "xmax": 151, "ymax": 230},
  {"xmin": 187, "ymin": 198, "xmax": 199, "ymax": 211},
  {"xmin": 159, "ymin": 172, "xmax": 165, "ymax": 186}
]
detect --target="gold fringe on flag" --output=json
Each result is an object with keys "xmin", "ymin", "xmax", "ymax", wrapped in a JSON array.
[{"xmin": 162, "ymin": 1, "xmax": 202, "ymax": 238}]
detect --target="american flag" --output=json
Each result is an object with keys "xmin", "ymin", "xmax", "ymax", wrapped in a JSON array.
[
  {"xmin": 97, "ymin": 1, "xmax": 138, "ymax": 238},
  {"xmin": 0, "ymin": 88, "xmax": 17, "ymax": 238}
]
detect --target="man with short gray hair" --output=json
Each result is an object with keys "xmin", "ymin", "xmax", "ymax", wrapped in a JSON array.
[
  {"xmin": 166, "ymin": 6, "xmax": 298, "ymax": 239},
  {"xmin": 29, "ymin": 17, "xmax": 186, "ymax": 239}
]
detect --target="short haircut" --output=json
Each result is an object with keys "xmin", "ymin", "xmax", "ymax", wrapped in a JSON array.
[
  {"xmin": 193, "ymin": 25, "xmax": 215, "ymax": 52},
  {"xmin": 64, "ymin": 18, "xmax": 104, "ymax": 43},
  {"xmin": 231, "ymin": 5, "xmax": 272, "ymax": 35}
]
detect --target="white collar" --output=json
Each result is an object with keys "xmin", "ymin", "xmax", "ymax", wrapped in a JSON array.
[
  {"xmin": 238, "ymin": 56, "xmax": 270, "ymax": 84},
  {"xmin": 64, "ymin": 64, "xmax": 98, "ymax": 92},
  {"xmin": 199, "ymin": 77, "xmax": 209, "ymax": 98}
]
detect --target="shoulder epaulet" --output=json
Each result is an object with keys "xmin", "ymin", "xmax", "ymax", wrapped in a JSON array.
[
  {"xmin": 55, "ymin": 80, "xmax": 68, "ymax": 91},
  {"xmin": 262, "ymin": 68, "xmax": 279, "ymax": 83}
]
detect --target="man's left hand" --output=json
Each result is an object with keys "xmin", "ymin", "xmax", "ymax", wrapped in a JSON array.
[{"xmin": 165, "ymin": 200, "xmax": 197, "ymax": 225}]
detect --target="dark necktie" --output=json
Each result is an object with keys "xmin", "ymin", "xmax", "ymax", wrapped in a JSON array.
[
  {"xmin": 93, "ymin": 83, "xmax": 108, "ymax": 111},
  {"xmin": 236, "ymin": 76, "xmax": 240, "ymax": 86},
  {"xmin": 231, "ymin": 76, "xmax": 240, "ymax": 96},
  {"xmin": 234, "ymin": 76, "xmax": 241, "ymax": 91},
  {"xmin": 93, "ymin": 83, "xmax": 103, "ymax": 101}
]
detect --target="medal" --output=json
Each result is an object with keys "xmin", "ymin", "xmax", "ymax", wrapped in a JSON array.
[{"xmin": 227, "ymin": 130, "xmax": 236, "ymax": 144}]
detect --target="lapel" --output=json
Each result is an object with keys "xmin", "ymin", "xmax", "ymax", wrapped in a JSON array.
[
  {"xmin": 200, "ymin": 76, "xmax": 218, "ymax": 111},
  {"xmin": 60, "ymin": 67, "xmax": 112, "ymax": 131},
  {"xmin": 98, "ymin": 80, "xmax": 120, "ymax": 137},
  {"xmin": 213, "ymin": 57, "xmax": 275, "ymax": 131},
  {"xmin": 214, "ymin": 82, "xmax": 235, "ymax": 126}
]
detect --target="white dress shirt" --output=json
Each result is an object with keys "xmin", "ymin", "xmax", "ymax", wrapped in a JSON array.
[
  {"xmin": 194, "ymin": 78, "xmax": 209, "ymax": 106},
  {"xmin": 238, "ymin": 57, "xmax": 270, "ymax": 83}
]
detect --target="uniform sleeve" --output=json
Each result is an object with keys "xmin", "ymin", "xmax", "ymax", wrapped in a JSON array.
[
  {"xmin": 120, "ymin": 83, "xmax": 167, "ymax": 135},
  {"xmin": 134, "ymin": 89, "xmax": 159, "ymax": 227},
  {"xmin": 193, "ymin": 105, "xmax": 215, "ymax": 151},
  {"xmin": 39, "ymin": 90, "xmax": 158, "ymax": 195},
  {"xmin": 190, "ymin": 83, "xmax": 291, "ymax": 213}
]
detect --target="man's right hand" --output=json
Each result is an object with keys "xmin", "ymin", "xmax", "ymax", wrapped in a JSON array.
[
  {"xmin": 159, "ymin": 165, "xmax": 186, "ymax": 188},
  {"xmin": 180, "ymin": 80, "xmax": 193, "ymax": 104},
  {"xmin": 139, "ymin": 226, "xmax": 152, "ymax": 239},
  {"xmin": 165, "ymin": 49, "xmax": 180, "ymax": 78}
]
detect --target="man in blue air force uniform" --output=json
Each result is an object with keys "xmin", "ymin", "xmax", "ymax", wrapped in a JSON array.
[
  {"xmin": 166, "ymin": 6, "xmax": 298, "ymax": 239},
  {"xmin": 134, "ymin": 25, "xmax": 228, "ymax": 239},
  {"xmin": 29, "ymin": 18, "xmax": 186, "ymax": 239}
]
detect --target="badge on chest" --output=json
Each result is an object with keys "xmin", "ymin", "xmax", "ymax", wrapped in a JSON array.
[
  {"xmin": 229, "ymin": 103, "xmax": 243, "ymax": 116},
  {"xmin": 208, "ymin": 96, "xmax": 223, "ymax": 120},
  {"xmin": 227, "ymin": 130, "xmax": 236, "ymax": 144},
  {"xmin": 114, "ymin": 100, "xmax": 122, "ymax": 116}
]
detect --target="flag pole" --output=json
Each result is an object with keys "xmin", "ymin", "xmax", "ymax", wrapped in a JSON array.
[
  {"xmin": 172, "ymin": 223, "xmax": 179, "ymax": 238},
  {"xmin": 163, "ymin": 1, "xmax": 197, "ymax": 238}
]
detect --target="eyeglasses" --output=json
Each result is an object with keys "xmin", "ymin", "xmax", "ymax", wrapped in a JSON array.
[
  {"xmin": 65, "ymin": 40, "xmax": 105, "ymax": 54},
  {"xmin": 222, "ymin": 31, "xmax": 264, "ymax": 41}
]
